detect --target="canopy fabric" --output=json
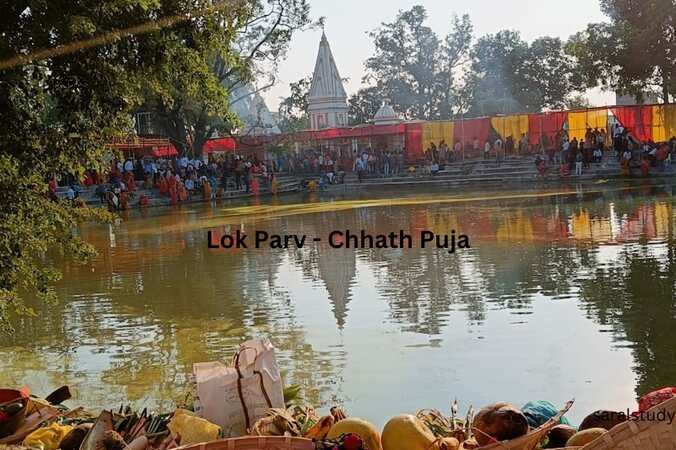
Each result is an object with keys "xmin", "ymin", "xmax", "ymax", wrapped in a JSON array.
[
  {"xmin": 528, "ymin": 112, "xmax": 567, "ymax": 147},
  {"xmin": 404, "ymin": 123, "xmax": 423, "ymax": 161},
  {"xmin": 152, "ymin": 145, "xmax": 178, "ymax": 157},
  {"xmin": 611, "ymin": 106, "xmax": 652, "ymax": 142},
  {"xmin": 651, "ymin": 105, "xmax": 676, "ymax": 143},
  {"xmin": 422, "ymin": 121, "xmax": 454, "ymax": 150},
  {"xmin": 203, "ymin": 137, "xmax": 236, "ymax": 153},
  {"xmin": 568, "ymin": 109, "xmax": 608, "ymax": 141},
  {"xmin": 491, "ymin": 115, "xmax": 529, "ymax": 140},
  {"xmin": 301, "ymin": 123, "xmax": 407, "ymax": 141},
  {"xmin": 453, "ymin": 118, "xmax": 492, "ymax": 149}
]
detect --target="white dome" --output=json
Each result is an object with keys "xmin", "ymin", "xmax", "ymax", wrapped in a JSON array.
[{"xmin": 374, "ymin": 103, "xmax": 398, "ymax": 123}]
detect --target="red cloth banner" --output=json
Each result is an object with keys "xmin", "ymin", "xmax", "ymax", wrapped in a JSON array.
[
  {"xmin": 152, "ymin": 145, "xmax": 178, "ymax": 157},
  {"xmin": 611, "ymin": 106, "xmax": 653, "ymax": 142},
  {"xmin": 453, "ymin": 118, "xmax": 492, "ymax": 149},
  {"xmin": 405, "ymin": 123, "xmax": 423, "ymax": 162},
  {"xmin": 528, "ymin": 112, "xmax": 567, "ymax": 147},
  {"xmin": 203, "ymin": 137, "xmax": 237, "ymax": 153}
]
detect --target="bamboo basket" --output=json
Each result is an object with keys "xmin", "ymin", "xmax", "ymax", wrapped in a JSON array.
[
  {"xmin": 576, "ymin": 396, "xmax": 676, "ymax": 450},
  {"xmin": 476, "ymin": 400, "xmax": 575, "ymax": 450},
  {"xmin": 175, "ymin": 437, "xmax": 315, "ymax": 450}
]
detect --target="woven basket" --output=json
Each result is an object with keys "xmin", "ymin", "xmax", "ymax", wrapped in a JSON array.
[
  {"xmin": 477, "ymin": 400, "xmax": 575, "ymax": 450},
  {"xmin": 577, "ymin": 396, "xmax": 676, "ymax": 450},
  {"xmin": 175, "ymin": 437, "xmax": 315, "ymax": 450}
]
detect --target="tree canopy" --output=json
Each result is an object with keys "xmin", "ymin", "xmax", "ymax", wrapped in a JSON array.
[
  {"xmin": 467, "ymin": 32, "xmax": 578, "ymax": 116},
  {"xmin": 360, "ymin": 6, "xmax": 472, "ymax": 120},
  {"xmin": 0, "ymin": 0, "xmax": 291, "ymax": 330},
  {"xmin": 147, "ymin": 0, "xmax": 310, "ymax": 155},
  {"xmin": 566, "ymin": 0, "xmax": 675, "ymax": 103}
]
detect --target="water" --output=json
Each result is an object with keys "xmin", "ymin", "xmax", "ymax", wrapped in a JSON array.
[{"xmin": 2, "ymin": 180, "xmax": 676, "ymax": 427}]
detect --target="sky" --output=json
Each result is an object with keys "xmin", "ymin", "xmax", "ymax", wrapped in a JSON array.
[{"xmin": 260, "ymin": 0, "xmax": 617, "ymax": 112}]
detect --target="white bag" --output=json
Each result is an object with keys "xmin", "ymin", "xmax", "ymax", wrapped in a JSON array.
[{"xmin": 193, "ymin": 338, "xmax": 285, "ymax": 437}]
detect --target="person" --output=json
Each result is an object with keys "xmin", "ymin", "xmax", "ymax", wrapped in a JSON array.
[
  {"xmin": 177, "ymin": 180, "xmax": 188, "ymax": 201},
  {"xmin": 494, "ymin": 137, "xmax": 503, "ymax": 164},
  {"xmin": 168, "ymin": 172, "xmax": 178, "ymax": 205},
  {"xmin": 270, "ymin": 173, "xmax": 278, "ymax": 195},
  {"xmin": 307, "ymin": 179, "xmax": 317, "ymax": 192},
  {"xmin": 641, "ymin": 157, "xmax": 650, "ymax": 177},
  {"xmin": 95, "ymin": 184, "xmax": 107, "ymax": 204},
  {"xmin": 201, "ymin": 176, "xmax": 212, "ymax": 200},
  {"xmin": 185, "ymin": 176, "xmax": 194, "ymax": 193},
  {"xmin": 159, "ymin": 174, "xmax": 169, "ymax": 197},
  {"xmin": 519, "ymin": 134, "xmax": 528, "ymax": 154},
  {"xmin": 123, "ymin": 158, "xmax": 134, "ymax": 173},
  {"xmin": 66, "ymin": 185, "xmax": 77, "ymax": 200},
  {"xmin": 355, "ymin": 154, "xmax": 367, "ymax": 183},
  {"xmin": 621, "ymin": 148, "xmax": 632, "ymax": 176},
  {"xmin": 575, "ymin": 152, "xmax": 583, "ymax": 176},
  {"xmin": 250, "ymin": 173, "xmax": 259, "ymax": 195},
  {"xmin": 484, "ymin": 140, "xmax": 491, "ymax": 160},
  {"xmin": 535, "ymin": 154, "xmax": 547, "ymax": 177}
]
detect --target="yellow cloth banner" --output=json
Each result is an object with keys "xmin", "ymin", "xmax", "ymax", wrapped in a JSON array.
[
  {"xmin": 568, "ymin": 110, "xmax": 608, "ymax": 141},
  {"xmin": 652, "ymin": 104, "xmax": 676, "ymax": 142},
  {"xmin": 490, "ymin": 115, "xmax": 529, "ymax": 140},
  {"xmin": 422, "ymin": 121, "xmax": 454, "ymax": 150},
  {"xmin": 653, "ymin": 105, "xmax": 666, "ymax": 142}
]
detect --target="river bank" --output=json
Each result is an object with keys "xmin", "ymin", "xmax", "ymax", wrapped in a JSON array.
[{"xmin": 59, "ymin": 157, "xmax": 675, "ymax": 209}]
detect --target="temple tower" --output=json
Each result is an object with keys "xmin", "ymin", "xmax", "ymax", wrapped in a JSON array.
[{"xmin": 308, "ymin": 32, "xmax": 349, "ymax": 129}]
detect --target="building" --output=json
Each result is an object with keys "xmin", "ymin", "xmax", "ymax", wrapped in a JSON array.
[
  {"xmin": 229, "ymin": 83, "xmax": 281, "ymax": 136},
  {"xmin": 308, "ymin": 32, "xmax": 349, "ymax": 130}
]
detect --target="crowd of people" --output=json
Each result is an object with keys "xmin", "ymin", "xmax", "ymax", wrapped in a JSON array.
[
  {"xmin": 534, "ymin": 124, "xmax": 676, "ymax": 178},
  {"xmin": 46, "ymin": 124, "xmax": 676, "ymax": 209},
  {"xmin": 49, "ymin": 153, "xmax": 281, "ymax": 211}
]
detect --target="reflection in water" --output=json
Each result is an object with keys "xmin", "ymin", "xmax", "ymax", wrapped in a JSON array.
[{"xmin": 1, "ymin": 182, "xmax": 675, "ymax": 425}]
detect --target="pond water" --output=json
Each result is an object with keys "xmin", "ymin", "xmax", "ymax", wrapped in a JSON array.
[{"xmin": 2, "ymin": 180, "xmax": 676, "ymax": 427}]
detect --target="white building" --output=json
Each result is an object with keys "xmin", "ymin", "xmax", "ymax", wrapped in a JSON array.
[{"xmin": 308, "ymin": 32, "xmax": 349, "ymax": 130}]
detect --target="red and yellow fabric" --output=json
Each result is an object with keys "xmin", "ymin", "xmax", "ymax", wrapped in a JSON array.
[
  {"xmin": 568, "ymin": 109, "xmax": 609, "ymax": 141},
  {"xmin": 652, "ymin": 104, "xmax": 676, "ymax": 142},
  {"xmin": 422, "ymin": 121, "xmax": 454, "ymax": 150},
  {"xmin": 453, "ymin": 117, "xmax": 492, "ymax": 148},
  {"xmin": 404, "ymin": 123, "xmax": 423, "ymax": 161},
  {"xmin": 611, "ymin": 106, "xmax": 652, "ymax": 142},
  {"xmin": 491, "ymin": 115, "xmax": 529, "ymax": 140},
  {"xmin": 528, "ymin": 112, "xmax": 568, "ymax": 146}
]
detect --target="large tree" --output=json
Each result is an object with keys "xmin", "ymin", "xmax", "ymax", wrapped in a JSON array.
[
  {"xmin": 362, "ymin": 6, "xmax": 472, "ymax": 120},
  {"xmin": 277, "ymin": 76, "xmax": 311, "ymax": 132},
  {"xmin": 0, "ymin": 0, "xmax": 254, "ymax": 330},
  {"xmin": 467, "ymin": 31, "xmax": 577, "ymax": 116},
  {"xmin": 149, "ymin": 0, "xmax": 311, "ymax": 156},
  {"xmin": 566, "ymin": 0, "xmax": 675, "ymax": 103}
]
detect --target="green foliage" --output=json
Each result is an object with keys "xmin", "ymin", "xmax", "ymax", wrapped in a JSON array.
[
  {"xmin": 468, "ymin": 31, "xmax": 577, "ymax": 116},
  {"xmin": 150, "ymin": 0, "xmax": 311, "ymax": 155},
  {"xmin": 363, "ymin": 6, "xmax": 473, "ymax": 120},
  {"xmin": 348, "ymin": 86, "xmax": 382, "ymax": 125},
  {"xmin": 0, "ymin": 0, "xmax": 255, "ymax": 331},
  {"xmin": 566, "ymin": 0, "xmax": 675, "ymax": 103},
  {"xmin": 278, "ymin": 76, "xmax": 312, "ymax": 132}
]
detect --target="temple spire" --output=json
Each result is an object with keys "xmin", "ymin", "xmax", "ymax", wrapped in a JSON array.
[{"xmin": 308, "ymin": 31, "xmax": 349, "ymax": 129}]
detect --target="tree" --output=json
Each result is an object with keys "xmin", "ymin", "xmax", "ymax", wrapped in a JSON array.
[
  {"xmin": 467, "ymin": 31, "xmax": 578, "ymax": 116},
  {"xmin": 149, "ymin": 0, "xmax": 311, "ymax": 156},
  {"xmin": 278, "ymin": 77, "xmax": 311, "ymax": 132},
  {"xmin": 348, "ymin": 86, "xmax": 383, "ymax": 125},
  {"xmin": 0, "ymin": 0, "xmax": 254, "ymax": 330},
  {"xmin": 363, "ymin": 6, "xmax": 472, "ymax": 120},
  {"xmin": 566, "ymin": 0, "xmax": 675, "ymax": 103}
]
